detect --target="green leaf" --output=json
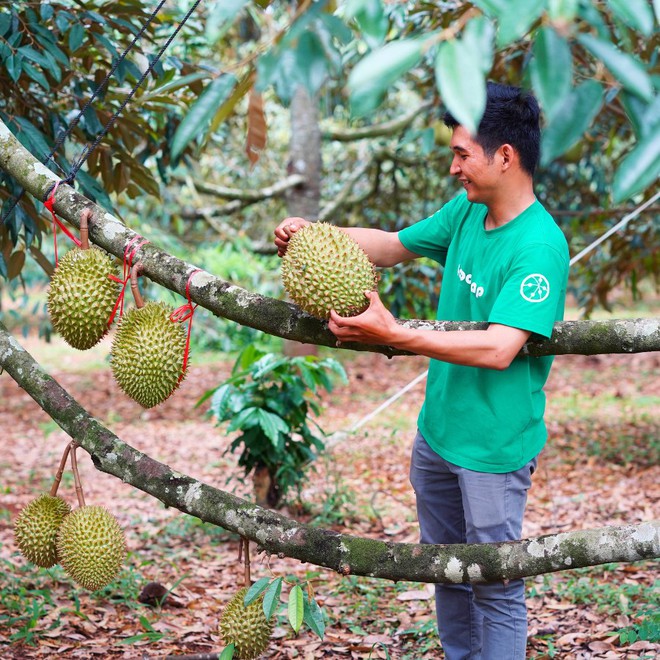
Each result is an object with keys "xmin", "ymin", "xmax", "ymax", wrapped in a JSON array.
[
  {"xmin": 263, "ymin": 577, "xmax": 283, "ymax": 620},
  {"xmin": 0, "ymin": 13, "xmax": 11, "ymax": 37},
  {"xmin": 245, "ymin": 577, "xmax": 271, "ymax": 606},
  {"xmin": 541, "ymin": 80, "xmax": 603, "ymax": 165},
  {"xmin": 219, "ymin": 644, "xmax": 235, "ymax": 659},
  {"xmin": 143, "ymin": 71, "xmax": 210, "ymax": 99},
  {"xmin": 606, "ymin": 0, "xmax": 655, "ymax": 36},
  {"xmin": 68, "ymin": 21, "xmax": 84, "ymax": 51},
  {"xmin": 348, "ymin": 37, "xmax": 427, "ymax": 116},
  {"xmin": 296, "ymin": 31, "xmax": 329, "ymax": 97},
  {"xmin": 14, "ymin": 117, "xmax": 52, "ymax": 159},
  {"xmin": 494, "ymin": 0, "xmax": 547, "ymax": 47},
  {"xmin": 256, "ymin": 409, "xmax": 289, "ymax": 445},
  {"xmin": 288, "ymin": 585, "xmax": 304, "ymax": 633},
  {"xmin": 547, "ymin": 0, "xmax": 578, "ymax": 21},
  {"xmin": 612, "ymin": 125, "xmax": 660, "ymax": 202},
  {"xmin": 22, "ymin": 62, "xmax": 49, "ymax": 90},
  {"xmin": 578, "ymin": 34, "xmax": 653, "ymax": 102},
  {"xmin": 461, "ymin": 16, "xmax": 495, "ymax": 75},
  {"xmin": 170, "ymin": 74, "xmax": 236, "ymax": 160},
  {"xmin": 6, "ymin": 54, "xmax": 23, "ymax": 83},
  {"xmin": 529, "ymin": 27, "xmax": 572, "ymax": 121},
  {"xmin": 227, "ymin": 407, "xmax": 261, "ymax": 432},
  {"xmin": 303, "ymin": 594, "xmax": 326, "ymax": 639},
  {"xmin": 435, "ymin": 39, "xmax": 486, "ymax": 135},
  {"xmin": 344, "ymin": 0, "xmax": 389, "ymax": 48}
]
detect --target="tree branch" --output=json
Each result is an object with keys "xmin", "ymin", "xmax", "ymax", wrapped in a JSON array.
[
  {"xmin": 1, "ymin": 119, "xmax": 659, "ymax": 356},
  {"xmin": 184, "ymin": 173, "xmax": 305, "ymax": 201},
  {"xmin": 322, "ymin": 102, "xmax": 433, "ymax": 142},
  {"xmin": 1, "ymin": 321, "xmax": 657, "ymax": 583}
]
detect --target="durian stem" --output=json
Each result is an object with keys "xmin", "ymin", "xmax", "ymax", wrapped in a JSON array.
[
  {"xmin": 130, "ymin": 262, "xmax": 145, "ymax": 309},
  {"xmin": 49, "ymin": 441, "xmax": 72, "ymax": 497},
  {"xmin": 69, "ymin": 442, "xmax": 86, "ymax": 508},
  {"xmin": 243, "ymin": 537, "xmax": 251, "ymax": 587},
  {"xmin": 79, "ymin": 207, "xmax": 92, "ymax": 250}
]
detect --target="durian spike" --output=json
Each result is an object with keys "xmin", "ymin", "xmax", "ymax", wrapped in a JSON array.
[
  {"xmin": 130, "ymin": 262, "xmax": 145, "ymax": 309},
  {"xmin": 69, "ymin": 442, "xmax": 86, "ymax": 508},
  {"xmin": 79, "ymin": 207, "xmax": 93, "ymax": 250},
  {"xmin": 49, "ymin": 442, "xmax": 72, "ymax": 497}
]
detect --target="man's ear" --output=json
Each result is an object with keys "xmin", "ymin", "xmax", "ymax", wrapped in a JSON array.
[{"xmin": 500, "ymin": 143, "xmax": 515, "ymax": 171}]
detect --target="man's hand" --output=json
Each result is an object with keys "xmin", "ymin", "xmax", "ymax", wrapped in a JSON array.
[
  {"xmin": 274, "ymin": 217, "xmax": 311, "ymax": 257},
  {"xmin": 328, "ymin": 291, "xmax": 400, "ymax": 345}
]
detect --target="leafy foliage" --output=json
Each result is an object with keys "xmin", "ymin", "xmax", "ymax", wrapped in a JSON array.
[{"xmin": 200, "ymin": 345, "xmax": 347, "ymax": 507}]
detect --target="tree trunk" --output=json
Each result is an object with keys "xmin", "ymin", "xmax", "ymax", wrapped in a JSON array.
[
  {"xmin": 1, "ymin": 321, "xmax": 658, "ymax": 584},
  {"xmin": 283, "ymin": 86, "xmax": 323, "ymax": 356}
]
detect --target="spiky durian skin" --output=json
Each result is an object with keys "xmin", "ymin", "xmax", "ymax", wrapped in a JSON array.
[
  {"xmin": 14, "ymin": 494, "xmax": 71, "ymax": 568},
  {"xmin": 219, "ymin": 587, "xmax": 274, "ymax": 659},
  {"xmin": 47, "ymin": 247, "xmax": 121, "ymax": 350},
  {"xmin": 281, "ymin": 222, "xmax": 378, "ymax": 320},
  {"xmin": 110, "ymin": 301, "xmax": 187, "ymax": 408},
  {"xmin": 56, "ymin": 505, "xmax": 126, "ymax": 591}
]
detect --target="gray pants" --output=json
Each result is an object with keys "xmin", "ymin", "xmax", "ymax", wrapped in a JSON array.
[{"xmin": 409, "ymin": 431, "xmax": 537, "ymax": 660}]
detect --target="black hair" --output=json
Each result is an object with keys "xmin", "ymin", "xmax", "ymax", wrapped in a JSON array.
[{"xmin": 443, "ymin": 82, "xmax": 541, "ymax": 176}]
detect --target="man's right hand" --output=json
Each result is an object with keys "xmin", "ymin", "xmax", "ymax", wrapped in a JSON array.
[{"xmin": 274, "ymin": 217, "xmax": 311, "ymax": 257}]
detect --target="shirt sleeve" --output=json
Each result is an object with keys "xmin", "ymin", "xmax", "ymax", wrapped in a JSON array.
[
  {"xmin": 489, "ymin": 242, "xmax": 569, "ymax": 338},
  {"xmin": 398, "ymin": 194, "xmax": 469, "ymax": 265}
]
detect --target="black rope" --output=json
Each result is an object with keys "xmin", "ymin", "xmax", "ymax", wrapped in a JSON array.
[{"xmin": 1, "ymin": 0, "xmax": 201, "ymax": 223}]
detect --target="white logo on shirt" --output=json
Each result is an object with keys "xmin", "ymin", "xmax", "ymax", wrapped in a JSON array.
[
  {"xmin": 457, "ymin": 265, "xmax": 485, "ymax": 299},
  {"xmin": 520, "ymin": 274, "xmax": 550, "ymax": 303}
]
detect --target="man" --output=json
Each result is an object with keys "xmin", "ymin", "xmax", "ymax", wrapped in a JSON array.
[{"xmin": 274, "ymin": 82, "xmax": 569, "ymax": 659}]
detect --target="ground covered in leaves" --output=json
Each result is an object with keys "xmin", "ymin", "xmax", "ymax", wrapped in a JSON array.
[{"xmin": 0, "ymin": 335, "xmax": 658, "ymax": 659}]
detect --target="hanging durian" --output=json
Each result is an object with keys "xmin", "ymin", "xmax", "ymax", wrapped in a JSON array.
[
  {"xmin": 281, "ymin": 222, "xmax": 378, "ymax": 320},
  {"xmin": 219, "ymin": 586, "xmax": 274, "ymax": 659},
  {"xmin": 47, "ymin": 208, "xmax": 121, "ymax": 350},
  {"xmin": 110, "ymin": 265, "xmax": 187, "ymax": 408},
  {"xmin": 13, "ymin": 494, "xmax": 71, "ymax": 568},
  {"xmin": 56, "ymin": 505, "xmax": 126, "ymax": 591}
]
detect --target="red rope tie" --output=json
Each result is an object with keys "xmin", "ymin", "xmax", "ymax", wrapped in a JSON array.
[
  {"xmin": 107, "ymin": 236, "xmax": 150, "ymax": 326},
  {"xmin": 44, "ymin": 180, "xmax": 82, "ymax": 267},
  {"xmin": 170, "ymin": 269, "xmax": 201, "ymax": 383}
]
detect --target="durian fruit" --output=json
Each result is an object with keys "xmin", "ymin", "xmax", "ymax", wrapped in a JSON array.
[
  {"xmin": 47, "ymin": 246, "xmax": 121, "ymax": 350},
  {"xmin": 56, "ymin": 505, "xmax": 126, "ymax": 591},
  {"xmin": 13, "ymin": 494, "xmax": 71, "ymax": 567},
  {"xmin": 219, "ymin": 587, "xmax": 274, "ymax": 659},
  {"xmin": 281, "ymin": 222, "xmax": 378, "ymax": 320},
  {"xmin": 110, "ymin": 301, "xmax": 187, "ymax": 408}
]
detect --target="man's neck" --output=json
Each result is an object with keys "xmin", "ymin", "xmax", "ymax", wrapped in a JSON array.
[{"xmin": 485, "ymin": 185, "xmax": 536, "ymax": 229}]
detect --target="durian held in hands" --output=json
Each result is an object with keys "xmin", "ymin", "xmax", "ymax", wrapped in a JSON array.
[
  {"xmin": 219, "ymin": 587, "xmax": 275, "ymax": 659},
  {"xmin": 47, "ymin": 208, "xmax": 121, "ymax": 350},
  {"xmin": 110, "ymin": 263, "xmax": 187, "ymax": 408},
  {"xmin": 281, "ymin": 222, "xmax": 378, "ymax": 320}
]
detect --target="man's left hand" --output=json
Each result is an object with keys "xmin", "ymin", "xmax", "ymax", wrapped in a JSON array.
[{"xmin": 328, "ymin": 291, "xmax": 399, "ymax": 345}]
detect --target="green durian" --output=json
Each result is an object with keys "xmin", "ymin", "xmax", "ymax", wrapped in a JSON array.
[
  {"xmin": 110, "ymin": 301, "xmax": 187, "ymax": 408},
  {"xmin": 14, "ymin": 494, "xmax": 71, "ymax": 567},
  {"xmin": 56, "ymin": 505, "xmax": 126, "ymax": 591},
  {"xmin": 47, "ymin": 246, "xmax": 121, "ymax": 350},
  {"xmin": 218, "ymin": 587, "xmax": 274, "ymax": 659},
  {"xmin": 281, "ymin": 222, "xmax": 378, "ymax": 320}
]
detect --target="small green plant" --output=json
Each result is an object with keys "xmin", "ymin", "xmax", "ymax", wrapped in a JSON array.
[{"xmin": 199, "ymin": 345, "xmax": 346, "ymax": 508}]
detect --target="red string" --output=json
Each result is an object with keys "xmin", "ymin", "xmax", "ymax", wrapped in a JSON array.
[
  {"xmin": 107, "ymin": 236, "xmax": 150, "ymax": 326},
  {"xmin": 44, "ymin": 180, "xmax": 82, "ymax": 267},
  {"xmin": 170, "ymin": 269, "xmax": 201, "ymax": 383}
]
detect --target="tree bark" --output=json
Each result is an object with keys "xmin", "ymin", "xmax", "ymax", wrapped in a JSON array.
[
  {"xmin": 286, "ymin": 86, "xmax": 322, "ymax": 220},
  {"xmin": 1, "ymin": 120, "xmax": 658, "ymax": 358},
  {"xmin": 1, "ymin": 321, "xmax": 657, "ymax": 583}
]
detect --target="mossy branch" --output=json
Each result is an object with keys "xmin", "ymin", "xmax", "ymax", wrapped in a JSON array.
[
  {"xmin": 0, "ymin": 119, "xmax": 658, "ymax": 357},
  {"xmin": 1, "ymin": 322, "xmax": 658, "ymax": 583}
]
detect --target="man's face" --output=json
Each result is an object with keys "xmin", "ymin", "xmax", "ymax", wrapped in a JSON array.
[{"xmin": 448, "ymin": 126, "xmax": 500, "ymax": 205}]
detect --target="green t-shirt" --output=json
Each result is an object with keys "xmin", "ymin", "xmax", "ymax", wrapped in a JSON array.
[{"xmin": 399, "ymin": 193, "xmax": 569, "ymax": 473}]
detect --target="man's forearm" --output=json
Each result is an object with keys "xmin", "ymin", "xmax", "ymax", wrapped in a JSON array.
[{"xmin": 341, "ymin": 227, "xmax": 417, "ymax": 267}]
